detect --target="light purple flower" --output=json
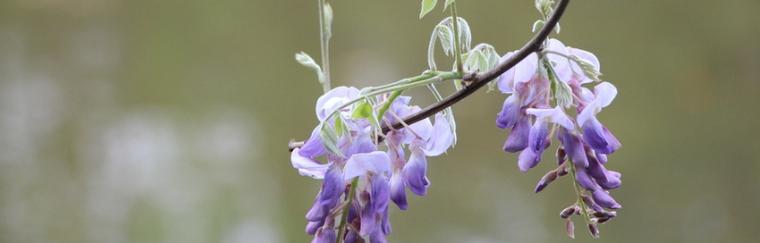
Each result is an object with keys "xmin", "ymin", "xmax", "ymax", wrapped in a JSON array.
[{"xmin": 577, "ymin": 82, "xmax": 621, "ymax": 154}]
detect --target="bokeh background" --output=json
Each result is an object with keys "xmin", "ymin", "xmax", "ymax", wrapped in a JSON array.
[{"xmin": 1, "ymin": 0, "xmax": 759, "ymax": 242}]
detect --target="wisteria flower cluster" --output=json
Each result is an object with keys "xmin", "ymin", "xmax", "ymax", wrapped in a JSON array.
[
  {"xmin": 496, "ymin": 38, "xmax": 622, "ymax": 238},
  {"xmin": 289, "ymin": 0, "xmax": 623, "ymax": 241},
  {"xmin": 292, "ymin": 87, "xmax": 454, "ymax": 243}
]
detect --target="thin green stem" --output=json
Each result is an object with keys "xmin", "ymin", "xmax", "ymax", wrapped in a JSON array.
[
  {"xmin": 335, "ymin": 178, "xmax": 358, "ymax": 243},
  {"xmin": 567, "ymin": 160, "xmax": 593, "ymax": 225},
  {"xmin": 318, "ymin": 0, "xmax": 331, "ymax": 93},
  {"xmin": 450, "ymin": 3, "xmax": 464, "ymax": 74}
]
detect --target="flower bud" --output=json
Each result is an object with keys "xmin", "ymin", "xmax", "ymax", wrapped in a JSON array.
[
  {"xmin": 565, "ymin": 219, "xmax": 575, "ymax": 239},
  {"xmin": 559, "ymin": 205, "xmax": 577, "ymax": 219},
  {"xmin": 556, "ymin": 147, "xmax": 567, "ymax": 165},
  {"xmin": 588, "ymin": 223, "xmax": 600, "ymax": 238},
  {"xmin": 534, "ymin": 169, "xmax": 559, "ymax": 193}
]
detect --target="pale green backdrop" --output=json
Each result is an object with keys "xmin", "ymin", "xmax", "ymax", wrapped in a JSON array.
[{"xmin": 0, "ymin": 0, "xmax": 758, "ymax": 242}]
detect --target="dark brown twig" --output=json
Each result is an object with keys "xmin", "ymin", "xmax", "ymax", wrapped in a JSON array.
[
  {"xmin": 288, "ymin": 0, "xmax": 570, "ymax": 151},
  {"xmin": 381, "ymin": 0, "xmax": 569, "ymax": 133}
]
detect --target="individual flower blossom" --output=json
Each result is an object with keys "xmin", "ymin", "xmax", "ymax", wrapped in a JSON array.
[
  {"xmin": 494, "ymin": 38, "xmax": 623, "ymax": 238},
  {"xmin": 381, "ymin": 95, "xmax": 454, "ymax": 210}
]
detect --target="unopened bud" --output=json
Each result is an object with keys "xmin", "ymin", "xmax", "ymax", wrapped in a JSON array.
[
  {"xmin": 560, "ymin": 205, "xmax": 577, "ymax": 219},
  {"xmin": 582, "ymin": 194, "xmax": 604, "ymax": 212},
  {"xmin": 565, "ymin": 219, "xmax": 575, "ymax": 239},
  {"xmin": 534, "ymin": 170, "xmax": 559, "ymax": 193},
  {"xmin": 588, "ymin": 223, "xmax": 600, "ymax": 238},
  {"xmin": 557, "ymin": 164, "xmax": 568, "ymax": 177},
  {"xmin": 556, "ymin": 147, "xmax": 567, "ymax": 165},
  {"xmin": 592, "ymin": 211, "xmax": 617, "ymax": 219}
]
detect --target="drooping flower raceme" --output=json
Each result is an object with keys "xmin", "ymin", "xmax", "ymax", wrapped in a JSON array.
[
  {"xmin": 291, "ymin": 87, "xmax": 454, "ymax": 242},
  {"xmin": 495, "ymin": 38, "xmax": 622, "ymax": 238}
]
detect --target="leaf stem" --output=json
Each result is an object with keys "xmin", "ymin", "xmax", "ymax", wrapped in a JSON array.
[
  {"xmin": 450, "ymin": 3, "xmax": 464, "ymax": 74},
  {"xmin": 567, "ymin": 160, "xmax": 593, "ymax": 224},
  {"xmin": 335, "ymin": 178, "xmax": 358, "ymax": 243},
  {"xmin": 318, "ymin": 0, "xmax": 331, "ymax": 93}
]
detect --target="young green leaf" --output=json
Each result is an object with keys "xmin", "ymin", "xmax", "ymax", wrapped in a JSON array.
[
  {"xmin": 334, "ymin": 117, "xmax": 346, "ymax": 136},
  {"xmin": 419, "ymin": 0, "xmax": 438, "ymax": 19},
  {"xmin": 351, "ymin": 100, "xmax": 374, "ymax": 119},
  {"xmin": 295, "ymin": 52, "xmax": 326, "ymax": 84}
]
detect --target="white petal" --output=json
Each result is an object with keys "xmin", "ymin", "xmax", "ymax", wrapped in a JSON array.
[
  {"xmin": 423, "ymin": 113, "xmax": 454, "ymax": 156},
  {"xmin": 594, "ymin": 82, "xmax": 617, "ymax": 108},
  {"xmin": 514, "ymin": 53, "xmax": 539, "ymax": 84},
  {"xmin": 315, "ymin": 86, "xmax": 360, "ymax": 120},
  {"xmin": 343, "ymin": 151, "xmax": 391, "ymax": 181},
  {"xmin": 290, "ymin": 148, "xmax": 330, "ymax": 179},
  {"xmin": 526, "ymin": 106, "xmax": 575, "ymax": 130}
]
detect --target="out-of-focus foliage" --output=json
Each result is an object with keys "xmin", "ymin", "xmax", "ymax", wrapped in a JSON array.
[{"xmin": 0, "ymin": 0, "xmax": 758, "ymax": 242}]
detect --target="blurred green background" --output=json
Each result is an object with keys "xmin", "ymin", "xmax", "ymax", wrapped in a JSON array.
[{"xmin": 0, "ymin": 0, "xmax": 758, "ymax": 242}]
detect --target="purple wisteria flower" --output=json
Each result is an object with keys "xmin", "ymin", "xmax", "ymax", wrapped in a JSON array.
[
  {"xmin": 291, "ymin": 87, "xmax": 454, "ymax": 242},
  {"xmin": 495, "ymin": 38, "xmax": 623, "ymax": 237}
]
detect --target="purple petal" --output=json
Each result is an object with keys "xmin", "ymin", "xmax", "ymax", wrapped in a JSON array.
[
  {"xmin": 300, "ymin": 126, "xmax": 326, "ymax": 158},
  {"xmin": 344, "ymin": 231, "xmax": 359, "ymax": 243},
  {"xmin": 390, "ymin": 171, "xmax": 408, "ymax": 210},
  {"xmin": 342, "ymin": 131, "xmax": 377, "ymax": 158},
  {"xmin": 575, "ymin": 167, "xmax": 599, "ymax": 191},
  {"xmin": 359, "ymin": 195, "xmax": 377, "ymax": 236},
  {"xmin": 403, "ymin": 147, "xmax": 430, "ymax": 196},
  {"xmin": 582, "ymin": 194, "xmax": 605, "ymax": 212},
  {"xmin": 592, "ymin": 190, "xmax": 622, "ymax": 209},
  {"xmin": 368, "ymin": 229, "xmax": 388, "ymax": 243},
  {"xmin": 371, "ymin": 175, "xmax": 390, "ymax": 211},
  {"xmin": 381, "ymin": 207, "xmax": 391, "ymax": 235},
  {"xmin": 306, "ymin": 220, "xmax": 324, "ymax": 235},
  {"xmin": 306, "ymin": 165, "xmax": 344, "ymax": 221},
  {"xmin": 557, "ymin": 128, "xmax": 588, "ymax": 167},
  {"xmin": 528, "ymin": 120, "xmax": 550, "ymax": 154},
  {"xmin": 587, "ymin": 155, "xmax": 609, "ymax": 184},
  {"xmin": 600, "ymin": 170, "xmax": 622, "ymax": 189},
  {"xmin": 503, "ymin": 117, "xmax": 530, "ymax": 153},
  {"xmin": 581, "ymin": 117, "xmax": 606, "ymax": 150},
  {"xmin": 582, "ymin": 117, "xmax": 618, "ymax": 154},
  {"xmin": 343, "ymin": 151, "xmax": 391, "ymax": 181},
  {"xmin": 517, "ymin": 148, "xmax": 540, "ymax": 172},
  {"xmin": 311, "ymin": 227, "xmax": 337, "ymax": 243},
  {"xmin": 596, "ymin": 152, "xmax": 608, "ymax": 164},
  {"xmin": 496, "ymin": 95, "xmax": 520, "ymax": 129}
]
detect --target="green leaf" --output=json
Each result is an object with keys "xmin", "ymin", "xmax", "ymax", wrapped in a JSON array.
[
  {"xmin": 319, "ymin": 123, "xmax": 343, "ymax": 157},
  {"xmin": 334, "ymin": 117, "xmax": 346, "ymax": 136},
  {"xmin": 351, "ymin": 100, "xmax": 374, "ymax": 119},
  {"xmin": 419, "ymin": 0, "xmax": 438, "ymax": 19},
  {"xmin": 295, "ymin": 52, "xmax": 326, "ymax": 84}
]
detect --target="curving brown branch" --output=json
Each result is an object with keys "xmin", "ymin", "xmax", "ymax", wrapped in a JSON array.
[{"xmin": 288, "ymin": 0, "xmax": 570, "ymax": 151}]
